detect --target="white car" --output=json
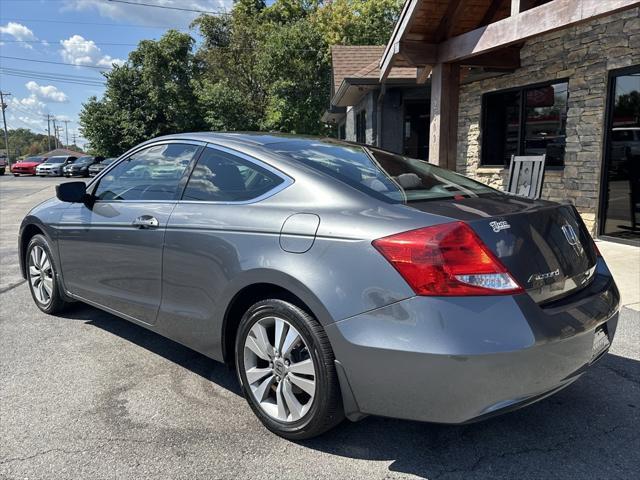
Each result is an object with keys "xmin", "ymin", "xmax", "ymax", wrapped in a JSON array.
[{"xmin": 36, "ymin": 156, "xmax": 77, "ymax": 177}]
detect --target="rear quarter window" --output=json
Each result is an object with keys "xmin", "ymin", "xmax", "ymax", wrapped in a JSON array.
[{"xmin": 270, "ymin": 140, "xmax": 495, "ymax": 203}]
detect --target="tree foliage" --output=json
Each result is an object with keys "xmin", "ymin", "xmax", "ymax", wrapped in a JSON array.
[
  {"xmin": 4, "ymin": 128, "xmax": 50, "ymax": 161},
  {"xmin": 80, "ymin": 0, "xmax": 402, "ymax": 156}
]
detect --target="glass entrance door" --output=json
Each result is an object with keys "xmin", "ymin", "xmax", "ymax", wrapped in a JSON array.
[{"xmin": 601, "ymin": 67, "xmax": 640, "ymax": 245}]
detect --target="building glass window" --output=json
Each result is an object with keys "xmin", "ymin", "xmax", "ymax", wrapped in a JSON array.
[
  {"xmin": 338, "ymin": 123, "xmax": 346, "ymax": 140},
  {"xmin": 481, "ymin": 81, "xmax": 568, "ymax": 167},
  {"xmin": 355, "ymin": 110, "xmax": 367, "ymax": 144}
]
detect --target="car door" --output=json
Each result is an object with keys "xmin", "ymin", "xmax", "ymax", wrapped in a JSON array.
[
  {"xmin": 157, "ymin": 144, "xmax": 291, "ymax": 356},
  {"xmin": 57, "ymin": 141, "xmax": 203, "ymax": 325}
]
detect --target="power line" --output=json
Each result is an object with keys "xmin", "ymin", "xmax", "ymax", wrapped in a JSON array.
[
  {"xmin": 6, "ymin": 103, "xmax": 46, "ymax": 123},
  {"xmin": 7, "ymin": 116, "xmax": 41, "ymax": 132},
  {"xmin": 0, "ymin": 67, "xmax": 104, "ymax": 82},
  {"xmin": 1, "ymin": 17, "xmax": 188, "ymax": 29},
  {"xmin": 2, "ymin": 0, "xmax": 228, "ymax": 12},
  {"xmin": 106, "ymin": 0, "xmax": 228, "ymax": 15},
  {"xmin": 0, "ymin": 55, "xmax": 114, "ymax": 71},
  {"xmin": 1, "ymin": 68, "xmax": 106, "ymax": 87},
  {"xmin": 0, "ymin": 39, "xmax": 142, "ymax": 47},
  {"xmin": 0, "ymin": 72, "xmax": 105, "ymax": 87}
]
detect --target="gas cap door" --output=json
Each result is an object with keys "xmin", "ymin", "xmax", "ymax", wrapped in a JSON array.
[{"xmin": 279, "ymin": 213, "xmax": 320, "ymax": 253}]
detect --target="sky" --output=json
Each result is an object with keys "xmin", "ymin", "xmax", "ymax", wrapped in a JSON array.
[{"xmin": 0, "ymin": 0, "xmax": 233, "ymax": 149}]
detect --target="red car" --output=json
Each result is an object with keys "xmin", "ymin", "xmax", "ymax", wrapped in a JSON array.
[{"xmin": 11, "ymin": 156, "xmax": 47, "ymax": 176}]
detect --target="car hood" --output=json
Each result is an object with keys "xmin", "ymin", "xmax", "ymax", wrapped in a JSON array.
[{"xmin": 16, "ymin": 162, "xmax": 42, "ymax": 168}]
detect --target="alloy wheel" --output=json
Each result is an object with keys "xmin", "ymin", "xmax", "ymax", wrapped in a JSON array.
[
  {"xmin": 28, "ymin": 245, "xmax": 53, "ymax": 305},
  {"xmin": 243, "ymin": 316, "xmax": 317, "ymax": 423}
]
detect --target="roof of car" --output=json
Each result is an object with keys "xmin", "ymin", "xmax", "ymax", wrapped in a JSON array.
[{"xmin": 156, "ymin": 132, "xmax": 339, "ymax": 148}]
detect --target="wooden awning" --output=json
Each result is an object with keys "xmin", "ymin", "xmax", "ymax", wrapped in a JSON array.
[{"xmin": 380, "ymin": 0, "xmax": 640, "ymax": 80}]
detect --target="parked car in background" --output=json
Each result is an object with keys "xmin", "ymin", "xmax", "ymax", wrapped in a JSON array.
[
  {"xmin": 88, "ymin": 157, "xmax": 116, "ymax": 177},
  {"xmin": 11, "ymin": 156, "xmax": 47, "ymax": 176},
  {"xmin": 36, "ymin": 156, "xmax": 77, "ymax": 177},
  {"xmin": 63, "ymin": 156, "xmax": 104, "ymax": 177},
  {"xmin": 19, "ymin": 133, "xmax": 620, "ymax": 440}
]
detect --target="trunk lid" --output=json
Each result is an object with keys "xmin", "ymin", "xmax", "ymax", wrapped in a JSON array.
[{"xmin": 408, "ymin": 194, "xmax": 598, "ymax": 303}]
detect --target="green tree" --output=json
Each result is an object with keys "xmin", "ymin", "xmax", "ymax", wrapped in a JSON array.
[
  {"xmin": 259, "ymin": 20, "xmax": 330, "ymax": 134},
  {"xmin": 313, "ymin": 0, "xmax": 403, "ymax": 46},
  {"xmin": 80, "ymin": 30, "xmax": 204, "ymax": 156},
  {"xmin": 80, "ymin": 1, "xmax": 404, "ymax": 153},
  {"xmin": 5, "ymin": 128, "xmax": 50, "ymax": 161}
]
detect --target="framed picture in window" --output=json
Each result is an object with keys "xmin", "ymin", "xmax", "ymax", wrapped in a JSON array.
[{"xmin": 507, "ymin": 155, "xmax": 546, "ymax": 199}]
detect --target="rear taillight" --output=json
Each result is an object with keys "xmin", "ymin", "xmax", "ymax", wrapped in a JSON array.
[{"xmin": 372, "ymin": 222, "xmax": 523, "ymax": 296}]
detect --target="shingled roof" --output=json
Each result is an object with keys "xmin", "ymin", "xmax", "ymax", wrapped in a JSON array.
[
  {"xmin": 330, "ymin": 45, "xmax": 386, "ymax": 94},
  {"xmin": 41, "ymin": 148, "xmax": 85, "ymax": 157}
]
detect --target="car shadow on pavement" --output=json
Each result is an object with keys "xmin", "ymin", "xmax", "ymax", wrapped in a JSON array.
[
  {"xmin": 61, "ymin": 303, "xmax": 242, "ymax": 396},
  {"xmin": 61, "ymin": 303, "xmax": 639, "ymax": 479}
]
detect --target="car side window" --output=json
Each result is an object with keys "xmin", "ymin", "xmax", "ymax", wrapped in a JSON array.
[
  {"xmin": 94, "ymin": 143, "xmax": 199, "ymax": 201},
  {"xmin": 182, "ymin": 147, "xmax": 284, "ymax": 202}
]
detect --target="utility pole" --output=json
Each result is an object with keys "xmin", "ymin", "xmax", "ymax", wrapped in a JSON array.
[
  {"xmin": 52, "ymin": 118, "xmax": 59, "ymax": 149},
  {"xmin": 45, "ymin": 114, "xmax": 52, "ymax": 150},
  {"xmin": 56, "ymin": 126, "xmax": 64, "ymax": 149},
  {"xmin": 0, "ymin": 91, "xmax": 11, "ymax": 167},
  {"xmin": 62, "ymin": 120, "xmax": 70, "ymax": 147}
]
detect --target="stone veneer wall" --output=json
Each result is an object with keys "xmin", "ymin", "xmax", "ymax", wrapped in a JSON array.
[{"xmin": 457, "ymin": 8, "xmax": 640, "ymax": 234}]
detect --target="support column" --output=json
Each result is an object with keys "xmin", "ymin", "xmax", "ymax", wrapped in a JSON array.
[{"xmin": 429, "ymin": 63, "xmax": 460, "ymax": 171}]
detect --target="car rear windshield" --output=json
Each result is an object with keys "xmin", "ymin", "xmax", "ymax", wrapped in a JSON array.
[{"xmin": 270, "ymin": 140, "xmax": 495, "ymax": 203}]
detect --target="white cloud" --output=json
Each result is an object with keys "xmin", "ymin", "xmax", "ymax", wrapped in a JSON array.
[
  {"xmin": 60, "ymin": 35, "xmax": 125, "ymax": 68},
  {"xmin": 62, "ymin": 0, "xmax": 232, "ymax": 28},
  {"xmin": 25, "ymin": 81, "xmax": 69, "ymax": 103},
  {"xmin": 16, "ymin": 95, "xmax": 45, "ymax": 109},
  {"xmin": 6, "ymin": 95, "xmax": 48, "ymax": 133},
  {"xmin": 0, "ymin": 21, "xmax": 37, "ymax": 49},
  {"xmin": 0, "ymin": 22, "xmax": 36, "ymax": 41}
]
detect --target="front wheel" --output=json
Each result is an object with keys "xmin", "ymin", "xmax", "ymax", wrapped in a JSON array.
[
  {"xmin": 26, "ymin": 234, "xmax": 71, "ymax": 314},
  {"xmin": 235, "ymin": 299, "xmax": 343, "ymax": 439}
]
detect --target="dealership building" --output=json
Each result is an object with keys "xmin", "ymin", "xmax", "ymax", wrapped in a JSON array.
[{"xmin": 323, "ymin": 0, "xmax": 640, "ymax": 245}]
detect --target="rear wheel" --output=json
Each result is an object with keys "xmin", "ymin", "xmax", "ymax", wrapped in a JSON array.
[
  {"xmin": 26, "ymin": 234, "xmax": 70, "ymax": 314},
  {"xmin": 235, "ymin": 299, "xmax": 343, "ymax": 439}
]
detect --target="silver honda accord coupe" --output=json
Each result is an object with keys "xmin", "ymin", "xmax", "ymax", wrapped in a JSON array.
[{"xmin": 19, "ymin": 133, "xmax": 620, "ymax": 439}]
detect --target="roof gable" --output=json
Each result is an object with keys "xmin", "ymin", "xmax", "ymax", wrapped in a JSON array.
[{"xmin": 330, "ymin": 45, "xmax": 386, "ymax": 93}]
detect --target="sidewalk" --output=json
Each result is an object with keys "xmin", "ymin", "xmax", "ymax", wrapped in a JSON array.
[{"xmin": 596, "ymin": 240, "xmax": 640, "ymax": 311}]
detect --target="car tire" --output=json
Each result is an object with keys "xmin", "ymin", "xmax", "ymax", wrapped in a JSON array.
[
  {"xmin": 235, "ymin": 299, "xmax": 344, "ymax": 440},
  {"xmin": 26, "ymin": 234, "xmax": 71, "ymax": 315},
  {"xmin": 13, "ymin": 173, "xmax": 19, "ymax": 177}
]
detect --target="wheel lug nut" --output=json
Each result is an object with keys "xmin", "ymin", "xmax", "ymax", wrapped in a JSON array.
[{"xmin": 285, "ymin": 360, "xmax": 290, "ymax": 366}]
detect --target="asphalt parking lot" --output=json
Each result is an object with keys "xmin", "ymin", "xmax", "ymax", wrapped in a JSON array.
[{"xmin": 1, "ymin": 175, "xmax": 639, "ymax": 479}]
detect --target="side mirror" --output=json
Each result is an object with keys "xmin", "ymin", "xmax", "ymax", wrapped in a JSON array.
[{"xmin": 56, "ymin": 181, "xmax": 87, "ymax": 203}]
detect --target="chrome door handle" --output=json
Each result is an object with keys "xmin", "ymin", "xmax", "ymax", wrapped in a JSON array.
[{"xmin": 132, "ymin": 215, "xmax": 159, "ymax": 229}]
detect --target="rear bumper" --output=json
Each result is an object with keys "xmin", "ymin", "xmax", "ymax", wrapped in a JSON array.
[{"xmin": 327, "ymin": 257, "xmax": 620, "ymax": 424}]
